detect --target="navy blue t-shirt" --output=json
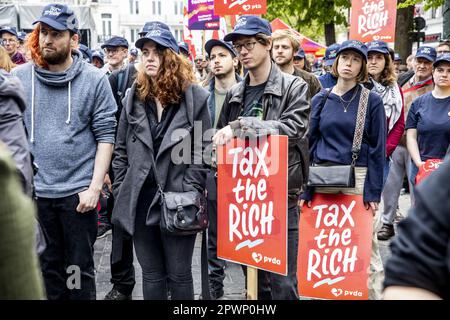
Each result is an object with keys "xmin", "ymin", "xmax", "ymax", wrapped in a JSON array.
[
  {"xmin": 305, "ymin": 85, "xmax": 386, "ymax": 202},
  {"xmin": 406, "ymin": 92, "xmax": 450, "ymax": 161}
]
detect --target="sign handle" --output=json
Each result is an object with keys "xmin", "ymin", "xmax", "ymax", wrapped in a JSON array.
[{"xmin": 246, "ymin": 267, "xmax": 258, "ymax": 300}]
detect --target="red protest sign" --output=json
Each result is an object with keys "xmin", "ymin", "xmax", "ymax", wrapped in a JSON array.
[
  {"xmin": 298, "ymin": 193, "xmax": 373, "ymax": 300},
  {"xmin": 217, "ymin": 135, "xmax": 288, "ymax": 275},
  {"xmin": 214, "ymin": 0, "xmax": 267, "ymax": 16},
  {"xmin": 349, "ymin": 0, "xmax": 397, "ymax": 43},
  {"xmin": 415, "ymin": 158, "xmax": 443, "ymax": 185}
]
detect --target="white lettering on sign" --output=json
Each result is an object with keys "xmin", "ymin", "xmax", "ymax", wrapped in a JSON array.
[
  {"xmin": 228, "ymin": 142, "xmax": 274, "ymax": 251},
  {"xmin": 306, "ymin": 201, "xmax": 359, "ymax": 286},
  {"xmin": 357, "ymin": 0, "xmax": 389, "ymax": 38}
]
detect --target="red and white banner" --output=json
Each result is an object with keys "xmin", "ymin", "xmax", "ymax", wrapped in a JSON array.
[
  {"xmin": 214, "ymin": 0, "xmax": 267, "ymax": 16},
  {"xmin": 298, "ymin": 194, "xmax": 373, "ymax": 300},
  {"xmin": 349, "ymin": 0, "xmax": 397, "ymax": 43},
  {"xmin": 217, "ymin": 136, "xmax": 288, "ymax": 275}
]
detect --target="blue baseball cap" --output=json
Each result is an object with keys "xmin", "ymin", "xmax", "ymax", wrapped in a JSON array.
[
  {"xmin": 139, "ymin": 21, "xmax": 171, "ymax": 37},
  {"xmin": 178, "ymin": 41, "xmax": 190, "ymax": 55},
  {"xmin": 129, "ymin": 48, "xmax": 138, "ymax": 56},
  {"xmin": 367, "ymin": 40, "xmax": 389, "ymax": 55},
  {"xmin": 92, "ymin": 50, "xmax": 104, "ymax": 64},
  {"xmin": 337, "ymin": 40, "xmax": 368, "ymax": 61},
  {"xmin": 78, "ymin": 44, "xmax": 92, "ymax": 63},
  {"xmin": 17, "ymin": 31, "xmax": 27, "ymax": 41},
  {"xmin": 135, "ymin": 28, "xmax": 179, "ymax": 54},
  {"xmin": 0, "ymin": 26, "xmax": 19, "ymax": 38},
  {"xmin": 294, "ymin": 48, "xmax": 305, "ymax": 59},
  {"xmin": 101, "ymin": 36, "xmax": 129, "ymax": 49},
  {"xmin": 33, "ymin": 4, "xmax": 79, "ymax": 32},
  {"xmin": 324, "ymin": 43, "xmax": 340, "ymax": 66},
  {"xmin": 433, "ymin": 53, "xmax": 450, "ymax": 67},
  {"xmin": 224, "ymin": 15, "xmax": 272, "ymax": 42},
  {"xmin": 205, "ymin": 39, "xmax": 237, "ymax": 58},
  {"xmin": 415, "ymin": 46, "xmax": 437, "ymax": 62},
  {"xmin": 394, "ymin": 53, "xmax": 402, "ymax": 62}
]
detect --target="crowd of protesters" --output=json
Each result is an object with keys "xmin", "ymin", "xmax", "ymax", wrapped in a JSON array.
[{"xmin": 0, "ymin": 2, "xmax": 449, "ymax": 301}]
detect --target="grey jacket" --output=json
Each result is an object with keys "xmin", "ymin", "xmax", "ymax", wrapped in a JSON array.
[
  {"xmin": 0, "ymin": 69, "xmax": 33, "ymax": 196},
  {"xmin": 217, "ymin": 62, "xmax": 311, "ymax": 208},
  {"xmin": 111, "ymin": 83, "xmax": 212, "ymax": 235}
]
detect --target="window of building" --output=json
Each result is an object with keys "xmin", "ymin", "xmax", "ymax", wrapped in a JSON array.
[
  {"xmin": 130, "ymin": 0, "xmax": 140, "ymax": 15},
  {"xmin": 101, "ymin": 13, "xmax": 112, "ymax": 36}
]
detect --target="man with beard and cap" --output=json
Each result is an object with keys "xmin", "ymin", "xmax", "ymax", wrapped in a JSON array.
[
  {"xmin": 0, "ymin": 26, "xmax": 27, "ymax": 65},
  {"xmin": 272, "ymin": 29, "xmax": 322, "ymax": 101},
  {"xmin": 12, "ymin": 3, "xmax": 117, "ymax": 300},
  {"xmin": 203, "ymin": 38, "xmax": 242, "ymax": 299}
]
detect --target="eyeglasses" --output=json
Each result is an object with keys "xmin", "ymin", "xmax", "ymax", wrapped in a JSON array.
[
  {"xmin": 1, "ymin": 38, "xmax": 16, "ymax": 44},
  {"xmin": 233, "ymin": 41, "xmax": 258, "ymax": 53},
  {"xmin": 104, "ymin": 48, "xmax": 121, "ymax": 55}
]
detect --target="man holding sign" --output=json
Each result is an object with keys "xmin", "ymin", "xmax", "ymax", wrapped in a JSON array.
[{"xmin": 213, "ymin": 15, "xmax": 310, "ymax": 300}]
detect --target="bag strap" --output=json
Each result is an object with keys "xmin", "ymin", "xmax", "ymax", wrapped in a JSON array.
[{"xmin": 351, "ymin": 85, "xmax": 370, "ymax": 165}]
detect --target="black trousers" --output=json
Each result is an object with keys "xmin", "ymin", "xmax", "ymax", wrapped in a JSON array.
[
  {"xmin": 108, "ymin": 192, "xmax": 136, "ymax": 296},
  {"xmin": 206, "ymin": 173, "xmax": 226, "ymax": 291},
  {"xmin": 37, "ymin": 194, "xmax": 97, "ymax": 300}
]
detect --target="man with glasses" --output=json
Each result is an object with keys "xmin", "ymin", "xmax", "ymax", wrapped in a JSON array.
[
  {"xmin": 0, "ymin": 26, "xmax": 27, "ymax": 65},
  {"xmin": 213, "ymin": 15, "xmax": 310, "ymax": 300},
  {"xmin": 101, "ymin": 36, "xmax": 129, "ymax": 76},
  {"xmin": 436, "ymin": 40, "xmax": 450, "ymax": 56}
]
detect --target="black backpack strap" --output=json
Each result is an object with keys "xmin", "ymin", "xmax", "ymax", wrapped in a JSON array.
[{"xmin": 117, "ymin": 65, "xmax": 131, "ymax": 99}]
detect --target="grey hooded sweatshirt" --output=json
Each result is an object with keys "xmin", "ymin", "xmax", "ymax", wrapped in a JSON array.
[
  {"xmin": 0, "ymin": 69, "xmax": 34, "ymax": 196},
  {"xmin": 12, "ymin": 51, "xmax": 117, "ymax": 198}
]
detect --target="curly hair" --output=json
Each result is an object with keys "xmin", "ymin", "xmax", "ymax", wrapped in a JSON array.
[
  {"xmin": 0, "ymin": 46, "xmax": 15, "ymax": 72},
  {"xmin": 26, "ymin": 25, "xmax": 48, "ymax": 69},
  {"xmin": 136, "ymin": 46, "xmax": 196, "ymax": 106}
]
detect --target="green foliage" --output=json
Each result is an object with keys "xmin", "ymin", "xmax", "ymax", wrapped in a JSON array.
[
  {"xmin": 264, "ymin": 0, "xmax": 352, "ymax": 31},
  {"xmin": 397, "ymin": 0, "xmax": 445, "ymax": 10}
]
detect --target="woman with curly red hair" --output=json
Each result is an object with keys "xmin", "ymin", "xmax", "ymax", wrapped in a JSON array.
[{"xmin": 111, "ymin": 24, "xmax": 212, "ymax": 300}]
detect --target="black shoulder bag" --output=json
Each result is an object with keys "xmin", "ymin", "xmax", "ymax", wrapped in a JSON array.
[{"xmin": 307, "ymin": 85, "xmax": 370, "ymax": 188}]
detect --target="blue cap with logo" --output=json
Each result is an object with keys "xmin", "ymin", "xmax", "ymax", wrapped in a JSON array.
[
  {"xmin": 17, "ymin": 31, "xmax": 27, "ymax": 41},
  {"xmin": 33, "ymin": 4, "xmax": 79, "ymax": 32},
  {"xmin": 0, "ymin": 26, "xmax": 19, "ymax": 38},
  {"xmin": 294, "ymin": 48, "xmax": 305, "ymax": 59},
  {"xmin": 224, "ymin": 15, "xmax": 272, "ymax": 42},
  {"xmin": 394, "ymin": 53, "xmax": 401, "ymax": 62},
  {"xmin": 205, "ymin": 39, "xmax": 237, "ymax": 58},
  {"xmin": 337, "ymin": 40, "xmax": 368, "ymax": 61},
  {"xmin": 367, "ymin": 40, "xmax": 389, "ymax": 55},
  {"xmin": 135, "ymin": 27, "xmax": 179, "ymax": 54},
  {"xmin": 78, "ymin": 44, "xmax": 92, "ymax": 63},
  {"xmin": 139, "ymin": 21, "xmax": 171, "ymax": 37},
  {"xmin": 101, "ymin": 36, "xmax": 129, "ymax": 49},
  {"xmin": 433, "ymin": 52, "xmax": 450, "ymax": 67},
  {"xmin": 324, "ymin": 43, "xmax": 340, "ymax": 66},
  {"xmin": 415, "ymin": 46, "xmax": 437, "ymax": 62}
]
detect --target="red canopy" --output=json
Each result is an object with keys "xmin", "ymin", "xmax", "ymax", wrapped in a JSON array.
[{"xmin": 270, "ymin": 18, "xmax": 326, "ymax": 57}]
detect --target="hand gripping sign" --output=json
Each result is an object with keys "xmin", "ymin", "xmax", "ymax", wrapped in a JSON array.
[
  {"xmin": 298, "ymin": 194, "xmax": 373, "ymax": 300},
  {"xmin": 217, "ymin": 135, "xmax": 288, "ymax": 275},
  {"xmin": 214, "ymin": 0, "xmax": 267, "ymax": 15}
]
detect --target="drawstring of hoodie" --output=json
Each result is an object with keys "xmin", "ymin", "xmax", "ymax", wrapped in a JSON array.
[
  {"xmin": 66, "ymin": 81, "xmax": 71, "ymax": 124},
  {"xmin": 30, "ymin": 65, "xmax": 72, "ymax": 143},
  {"xmin": 30, "ymin": 65, "xmax": 35, "ymax": 143}
]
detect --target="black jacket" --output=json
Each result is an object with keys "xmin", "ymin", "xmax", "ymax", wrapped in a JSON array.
[
  {"xmin": 384, "ymin": 156, "xmax": 450, "ymax": 299},
  {"xmin": 111, "ymin": 83, "xmax": 211, "ymax": 235},
  {"xmin": 217, "ymin": 62, "xmax": 310, "ymax": 208}
]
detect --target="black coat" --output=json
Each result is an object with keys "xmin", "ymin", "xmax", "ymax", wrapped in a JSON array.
[{"xmin": 111, "ymin": 83, "xmax": 211, "ymax": 235}]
